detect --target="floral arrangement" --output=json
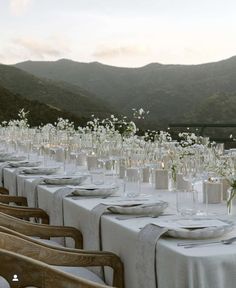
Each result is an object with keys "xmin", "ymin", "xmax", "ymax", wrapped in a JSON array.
[{"xmin": 132, "ymin": 108, "xmax": 149, "ymax": 120}]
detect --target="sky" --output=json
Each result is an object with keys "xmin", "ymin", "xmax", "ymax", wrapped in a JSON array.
[{"xmin": 1, "ymin": 0, "xmax": 236, "ymax": 67}]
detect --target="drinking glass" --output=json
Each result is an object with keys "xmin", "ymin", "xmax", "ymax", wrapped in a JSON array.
[{"xmin": 123, "ymin": 167, "xmax": 141, "ymax": 198}]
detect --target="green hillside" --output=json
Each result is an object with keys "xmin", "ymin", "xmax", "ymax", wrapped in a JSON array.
[
  {"xmin": 0, "ymin": 85, "xmax": 88, "ymax": 126},
  {"xmin": 0, "ymin": 64, "xmax": 111, "ymax": 119}
]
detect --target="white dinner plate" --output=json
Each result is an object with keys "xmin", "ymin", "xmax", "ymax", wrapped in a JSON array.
[
  {"xmin": 22, "ymin": 167, "xmax": 60, "ymax": 175},
  {"xmin": 108, "ymin": 201, "xmax": 168, "ymax": 216},
  {"xmin": 157, "ymin": 218, "xmax": 234, "ymax": 239},
  {"xmin": 44, "ymin": 175, "xmax": 88, "ymax": 185},
  {"xmin": 71, "ymin": 184, "xmax": 118, "ymax": 196},
  {"xmin": 0, "ymin": 155, "xmax": 26, "ymax": 162},
  {"xmin": 9, "ymin": 161, "xmax": 41, "ymax": 168}
]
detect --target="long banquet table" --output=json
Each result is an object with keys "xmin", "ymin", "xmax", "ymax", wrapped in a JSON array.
[{"xmin": 2, "ymin": 164, "xmax": 236, "ymax": 288}]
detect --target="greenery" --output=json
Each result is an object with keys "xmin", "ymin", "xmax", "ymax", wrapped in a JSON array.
[
  {"xmin": 0, "ymin": 63, "xmax": 111, "ymax": 119},
  {"xmin": 0, "ymin": 85, "xmax": 88, "ymax": 127}
]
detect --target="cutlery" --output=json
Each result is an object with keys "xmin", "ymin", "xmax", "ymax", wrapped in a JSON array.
[
  {"xmin": 116, "ymin": 213, "xmax": 174, "ymax": 220},
  {"xmin": 67, "ymin": 195, "xmax": 119, "ymax": 200},
  {"xmin": 116, "ymin": 215, "xmax": 157, "ymax": 220},
  {"xmin": 177, "ymin": 236, "xmax": 236, "ymax": 248}
]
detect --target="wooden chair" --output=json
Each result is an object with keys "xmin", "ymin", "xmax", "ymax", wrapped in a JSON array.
[
  {"xmin": 0, "ymin": 187, "xmax": 9, "ymax": 195},
  {"xmin": 0, "ymin": 212, "xmax": 83, "ymax": 248},
  {"xmin": 0, "ymin": 230, "xmax": 124, "ymax": 288},
  {"xmin": 0, "ymin": 194, "xmax": 28, "ymax": 206},
  {"xmin": 0, "ymin": 202, "xmax": 49, "ymax": 224},
  {"xmin": 0, "ymin": 187, "xmax": 29, "ymax": 206},
  {"xmin": 0, "ymin": 248, "xmax": 112, "ymax": 288}
]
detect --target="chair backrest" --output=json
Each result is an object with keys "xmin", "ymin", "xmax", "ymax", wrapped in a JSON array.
[
  {"xmin": 0, "ymin": 194, "xmax": 28, "ymax": 206},
  {"xmin": 0, "ymin": 187, "xmax": 9, "ymax": 195},
  {"xmin": 0, "ymin": 203, "xmax": 49, "ymax": 224},
  {"xmin": 0, "ymin": 230, "xmax": 124, "ymax": 288},
  {"xmin": 0, "ymin": 212, "xmax": 83, "ymax": 249},
  {"xmin": 0, "ymin": 248, "xmax": 110, "ymax": 288}
]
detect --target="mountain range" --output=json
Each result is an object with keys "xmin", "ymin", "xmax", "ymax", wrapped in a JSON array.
[
  {"xmin": 14, "ymin": 56, "xmax": 236, "ymax": 128},
  {"xmin": 0, "ymin": 56, "xmax": 235, "ymax": 129}
]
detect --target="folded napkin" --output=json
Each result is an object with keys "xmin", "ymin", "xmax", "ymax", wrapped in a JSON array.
[
  {"xmin": 26, "ymin": 178, "xmax": 44, "ymax": 207},
  {"xmin": 50, "ymin": 187, "xmax": 73, "ymax": 226},
  {"xmin": 0, "ymin": 162, "xmax": 10, "ymax": 186},
  {"xmin": 136, "ymin": 224, "xmax": 168, "ymax": 288},
  {"xmin": 3, "ymin": 167, "xmax": 24, "ymax": 196}
]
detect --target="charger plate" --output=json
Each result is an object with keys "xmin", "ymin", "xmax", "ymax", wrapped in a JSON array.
[
  {"xmin": 22, "ymin": 167, "xmax": 60, "ymax": 175},
  {"xmin": 44, "ymin": 175, "xmax": 88, "ymax": 185},
  {"xmin": 156, "ymin": 218, "xmax": 234, "ymax": 239},
  {"xmin": 108, "ymin": 201, "xmax": 168, "ymax": 216},
  {"xmin": 9, "ymin": 161, "xmax": 41, "ymax": 168},
  {"xmin": 71, "ymin": 184, "xmax": 118, "ymax": 196},
  {"xmin": 0, "ymin": 156, "xmax": 26, "ymax": 162}
]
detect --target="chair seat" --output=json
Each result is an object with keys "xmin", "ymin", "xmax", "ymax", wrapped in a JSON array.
[{"xmin": 52, "ymin": 266, "xmax": 105, "ymax": 285}]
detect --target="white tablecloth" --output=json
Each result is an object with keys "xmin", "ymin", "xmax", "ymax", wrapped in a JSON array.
[{"xmin": 2, "ymin": 166, "xmax": 236, "ymax": 288}]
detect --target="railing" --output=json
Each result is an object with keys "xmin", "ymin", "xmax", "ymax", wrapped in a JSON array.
[{"xmin": 168, "ymin": 123, "xmax": 236, "ymax": 148}]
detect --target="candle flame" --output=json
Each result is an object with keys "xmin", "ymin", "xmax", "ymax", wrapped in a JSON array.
[{"xmin": 161, "ymin": 161, "xmax": 165, "ymax": 169}]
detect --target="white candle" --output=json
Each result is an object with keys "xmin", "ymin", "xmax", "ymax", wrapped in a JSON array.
[
  {"xmin": 176, "ymin": 173, "xmax": 191, "ymax": 191},
  {"xmin": 126, "ymin": 167, "xmax": 140, "ymax": 180},
  {"xmin": 76, "ymin": 152, "xmax": 87, "ymax": 166},
  {"xmin": 203, "ymin": 181, "xmax": 223, "ymax": 204},
  {"xmin": 142, "ymin": 167, "xmax": 150, "ymax": 183},
  {"xmin": 54, "ymin": 147, "xmax": 65, "ymax": 162},
  {"xmin": 86, "ymin": 155, "xmax": 98, "ymax": 170},
  {"xmin": 155, "ymin": 169, "xmax": 169, "ymax": 190},
  {"xmin": 119, "ymin": 160, "xmax": 126, "ymax": 179}
]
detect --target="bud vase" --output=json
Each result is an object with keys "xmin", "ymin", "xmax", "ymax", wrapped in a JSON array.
[{"xmin": 227, "ymin": 187, "xmax": 236, "ymax": 216}]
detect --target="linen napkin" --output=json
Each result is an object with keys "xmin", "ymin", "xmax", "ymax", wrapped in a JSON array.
[
  {"xmin": 0, "ymin": 162, "xmax": 9, "ymax": 186},
  {"xmin": 87, "ymin": 203, "xmax": 109, "ymax": 251},
  {"xmin": 136, "ymin": 224, "xmax": 168, "ymax": 288},
  {"xmin": 26, "ymin": 178, "xmax": 44, "ymax": 207},
  {"xmin": 50, "ymin": 187, "xmax": 73, "ymax": 226},
  {"xmin": 87, "ymin": 203, "xmax": 110, "ymax": 278},
  {"xmin": 4, "ymin": 167, "xmax": 23, "ymax": 196},
  {"xmin": 49, "ymin": 186, "xmax": 73, "ymax": 245}
]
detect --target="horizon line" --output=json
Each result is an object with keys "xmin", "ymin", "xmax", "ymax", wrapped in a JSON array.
[{"xmin": 1, "ymin": 54, "xmax": 236, "ymax": 69}]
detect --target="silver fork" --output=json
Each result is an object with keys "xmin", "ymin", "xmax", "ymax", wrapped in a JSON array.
[
  {"xmin": 116, "ymin": 213, "xmax": 174, "ymax": 220},
  {"xmin": 178, "ymin": 236, "xmax": 236, "ymax": 248}
]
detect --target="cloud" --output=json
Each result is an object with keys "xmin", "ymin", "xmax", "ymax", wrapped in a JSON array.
[
  {"xmin": 93, "ymin": 44, "xmax": 149, "ymax": 59},
  {"xmin": 9, "ymin": 0, "xmax": 32, "ymax": 15},
  {"xmin": 13, "ymin": 35, "xmax": 71, "ymax": 59}
]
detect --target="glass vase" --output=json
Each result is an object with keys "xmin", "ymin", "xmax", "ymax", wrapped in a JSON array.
[{"xmin": 227, "ymin": 187, "xmax": 236, "ymax": 216}]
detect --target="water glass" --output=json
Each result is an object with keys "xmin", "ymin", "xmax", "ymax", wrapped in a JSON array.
[
  {"xmin": 176, "ymin": 189, "xmax": 197, "ymax": 216},
  {"xmin": 90, "ymin": 168, "xmax": 105, "ymax": 185},
  {"xmin": 123, "ymin": 167, "xmax": 141, "ymax": 198}
]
